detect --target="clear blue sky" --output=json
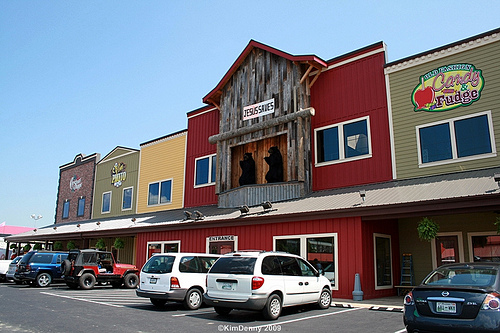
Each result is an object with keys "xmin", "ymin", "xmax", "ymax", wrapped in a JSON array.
[{"xmin": 1, "ymin": 1, "xmax": 499, "ymax": 228}]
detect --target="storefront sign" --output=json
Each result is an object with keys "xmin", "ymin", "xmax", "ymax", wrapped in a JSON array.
[
  {"xmin": 243, "ymin": 98, "xmax": 274, "ymax": 121},
  {"xmin": 411, "ymin": 63, "xmax": 484, "ymax": 112},
  {"xmin": 111, "ymin": 162, "xmax": 127, "ymax": 188},
  {"xmin": 69, "ymin": 175, "xmax": 82, "ymax": 192},
  {"xmin": 208, "ymin": 235, "xmax": 235, "ymax": 242}
]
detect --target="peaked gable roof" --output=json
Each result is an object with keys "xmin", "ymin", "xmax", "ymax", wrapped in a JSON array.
[
  {"xmin": 98, "ymin": 146, "xmax": 139, "ymax": 164},
  {"xmin": 203, "ymin": 40, "xmax": 327, "ymax": 106}
]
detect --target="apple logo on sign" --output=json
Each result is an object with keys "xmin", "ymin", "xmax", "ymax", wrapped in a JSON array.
[{"xmin": 414, "ymin": 77, "xmax": 435, "ymax": 109}]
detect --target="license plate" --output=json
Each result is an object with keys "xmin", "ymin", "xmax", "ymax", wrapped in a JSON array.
[
  {"xmin": 221, "ymin": 283, "xmax": 234, "ymax": 290},
  {"xmin": 149, "ymin": 278, "xmax": 157, "ymax": 284},
  {"xmin": 436, "ymin": 302, "xmax": 456, "ymax": 313}
]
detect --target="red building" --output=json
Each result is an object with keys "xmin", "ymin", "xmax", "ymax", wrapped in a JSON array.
[{"xmin": 136, "ymin": 40, "xmax": 397, "ymax": 299}]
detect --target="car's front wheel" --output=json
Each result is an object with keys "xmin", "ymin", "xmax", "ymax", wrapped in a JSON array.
[
  {"xmin": 123, "ymin": 273, "xmax": 139, "ymax": 289},
  {"xmin": 262, "ymin": 294, "xmax": 282, "ymax": 320},
  {"xmin": 183, "ymin": 288, "xmax": 203, "ymax": 310},
  {"xmin": 36, "ymin": 273, "xmax": 52, "ymax": 287},
  {"xmin": 318, "ymin": 288, "xmax": 331, "ymax": 309},
  {"xmin": 79, "ymin": 273, "xmax": 96, "ymax": 290}
]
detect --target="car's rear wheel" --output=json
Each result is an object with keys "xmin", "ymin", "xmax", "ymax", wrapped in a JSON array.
[
  {"xmin": 262, "ymin": 294, "xmax": 282, "ymax": 320},
  {"xmin": 214, "ymin": 306, "xmax": 232, "ymax": 316},
  {"xmin": 123, "ymin": 273, "xmax": 139, "ymax": 289},
  {"xmin": 79, "ymin": 273, "xmax": 96, "ymax": 290},
  {"xmin": 183, "ymin": 288, "xmax": 203, "ymax": 310},
  {"xmin": 36, "ymin": 273, "xmax": 52, "ymax": 287},
  {"xmin": 150, "ymin": 298, "xmax": 167, "ymax": 307},
  {"xmin": 318, "ymin": 288, "xmax": 331, "ymax": 309}
]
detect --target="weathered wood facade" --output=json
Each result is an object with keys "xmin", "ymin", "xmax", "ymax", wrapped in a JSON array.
[{"xmin": 205, "ymin": 41, "xmax": 326, "ymax": 208}]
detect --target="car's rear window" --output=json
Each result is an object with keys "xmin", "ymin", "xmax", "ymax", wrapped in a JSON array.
[
  {"xmin": 142, "ymin": 255, "xmax": 175, "ymax": 274},
  {"xmin": 209, "ymin": 257, "xmax": 256, "ymax": 275},
  {"xmin": 424, "ymin": 266, "xmax": 498, "ymax": 287}
]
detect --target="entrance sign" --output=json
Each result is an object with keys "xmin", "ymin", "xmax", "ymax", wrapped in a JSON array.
[
  {"xmin": 411, "ymin": 64, "xmax": 484, "ymax": 112},
  {"xmin": 208, "ymin": 235, "xmax": 235, "ymax": 242},
  {"xmin": 243, "ymin": 98, "xmax": 275, "ymax": 121}
]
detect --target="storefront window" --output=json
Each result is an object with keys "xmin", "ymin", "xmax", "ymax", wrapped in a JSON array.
[
  {"xmin": 307, "ymin": 237, "xmax": 335, "ymax": 284},
  {"xmin": 102, "ymin": 192, "xmax": 111, "ymax": 213},
  {"xmin": 472, "ymin": 235, "xmax": 500, "ymax": 262},
  {"xmin": 417, "ymin": 112, "xmax": 494, "ymax": 166},
  {"xmin": 274, "ymin": 233, "xmax": 338, "ymax": 289},
  {"xmin": 77, "ymin": 197, "xmax": 85, "ymax": 217},
  {"xmin": 315, "ymin": 116, "xmax": 371, "ymax": 166},
  {"xmin": 276, "ymin": 238, "xmax": 300, "ymax": 255},
  {"xmin": 62, "ymin": 200, "xmax": 70, "ymax": 219},
  {"xmin": 147, "ymin": 241, "xmax": 179, "ymax": 259},
  {"xmin": 435, "ymin": 235, "xmax": 459, "ymax": 266},
  {"xmin": 374, "ymin": 234, "xmax": 392, "ymax": 289},
  {"xmin": 122, "ymin": 187, "xmax": 133, "ymax": 210},
  {"xmin": 195, "ymin": 154, "xmax": 216, "ymax": 187}
]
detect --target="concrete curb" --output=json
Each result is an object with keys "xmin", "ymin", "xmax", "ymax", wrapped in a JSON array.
[{"xmin": 331, "ymin": 301, "xmax": 403, "ymax": 312}]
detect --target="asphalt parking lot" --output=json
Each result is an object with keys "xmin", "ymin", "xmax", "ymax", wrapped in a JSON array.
[{"xmin": 0, "ymin": 283, "xmax": 406, "ymax": 333}]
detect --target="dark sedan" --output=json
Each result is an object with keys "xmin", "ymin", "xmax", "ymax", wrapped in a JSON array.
[{"xmin": 404, "ymin": 262, "xmax": 500, "ymax": 332}]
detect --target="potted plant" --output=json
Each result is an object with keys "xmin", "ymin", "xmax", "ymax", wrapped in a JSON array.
[
  {"xmin": 23, "ymin": 244, "xmax": 32, "ymax": 252},
  {"xmin": 9, "ymin": 244, "xmax": 17, "ymax": 250},
  {"xmin": 33, "ymin": 243, "xmax": 42, "ymax": 250},
  {"xmin": 114, "ymin": 237, "xmax": 125, "ymax": 250},
  {"xmin": 95, "ymin": 238, "xmax": 106, "ymax": 250},
  {"xmin": 66, "ymin": 241, "xmax": 76, "ymax": 250},
  {"xmin": 494, "ymin": 216, "xmax": 500, "ymax": 234},
  {"xmin": 53, "ymin": 241, "xmax": 63, "ymax": 251},
  {"xmin": 417, "ymin": 217, "xmax": 439, "ymax": 242}
]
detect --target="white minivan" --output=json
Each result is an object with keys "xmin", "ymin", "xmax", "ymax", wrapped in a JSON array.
[
  {"xmin": 136, "ymin": 253, "xmax": 220, "ymax": 310},
  {"xmin": 204, "ymin": 251, "xmax": 332, "ymax": 320}
]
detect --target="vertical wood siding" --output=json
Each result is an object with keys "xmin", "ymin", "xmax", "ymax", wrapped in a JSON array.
[
  {"xmin": 216, "ymin": 48, "xmax": 312, "ymax": 194},
  {"xmin": 184, "ymin": 108, "xmax": 219, "ymax": 208},
  {"xmin": 135, "ymin": 216, "xmax": 399, "ymax": 299},
  {"xmin": 310, "ymin": 52, "xmax": 393, "ymax": 190}
]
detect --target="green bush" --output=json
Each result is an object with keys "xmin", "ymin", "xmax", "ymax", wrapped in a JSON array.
[{"xmin": 417, "ymin": 217, "xmax": 439, "ymax": 242}]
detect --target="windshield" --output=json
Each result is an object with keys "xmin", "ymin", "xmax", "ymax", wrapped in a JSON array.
[
  {"xmin": 209, "ymin": 257, "xmax": 256, "ymax": 275},
  {"xmin": 423, "ymin": 266, "xmax": 498, "ymax": 287},
  {"xmin": 142, "ymin": 255, "xmax": 175, "ymax": 274}
]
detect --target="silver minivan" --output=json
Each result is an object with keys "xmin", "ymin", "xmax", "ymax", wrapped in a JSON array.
[{"xmin": 136, "ymin": 253, "xmax": 220, "ymax": 310}]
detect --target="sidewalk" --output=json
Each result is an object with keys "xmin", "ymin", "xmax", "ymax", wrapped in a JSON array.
[{"xmin": 331, "ymin": 296, "xmax": 404, "ymax": 312}]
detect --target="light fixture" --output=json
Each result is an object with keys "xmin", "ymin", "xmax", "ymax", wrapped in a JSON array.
[
  {"xmin": 359, "ymin": 190, "xmax": 366, "ymax": 202},
  {"xmin": 262, "ymin": 201, "xmax": 272, "ymax": 211},
  {"xmin": 33, "ymin": 229, "xmax": 37, "ymax": 232},
  {"xmin": 194, "ymin": 211, "xmax": 205, "ymax": 220},
  {"xmin": 131, "ymin": 218, "xmax": 136, "ymax": 223},
  {"xmin": 184, "ymin": 211, "xmax": 193, "ymax": 220},
  {"xmin": 77, "ymin": 224, "xmax": 81, "ymax": 228},
  {"xmin": 96, "ymin": 221, "xmax": 101, "ymax": 226},
  {"xmin": 239, "ymin": 205, "xmax": 250, "ymax": 215},
  {"xmin": 53, "ymin": 226, "xmax": 57, "ymax": 230},
  {"xmin": 494, "ymin": 173, "xmax": 500, "ymax": 186}
]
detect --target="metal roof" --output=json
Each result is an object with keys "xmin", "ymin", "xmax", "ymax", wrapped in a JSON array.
[{"xmin": 7, "ymin": 168, "xmax": 500, "ymax": 243}]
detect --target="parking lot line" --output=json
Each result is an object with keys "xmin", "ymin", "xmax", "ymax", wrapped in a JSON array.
[
  {"xmin": 172, "ymin": 310, "xmax": 216, "ymax": 317},
  {"xmin": 41, "ymin": 291, "xmax": 124, "ymax": 308},
  {"xmin": 252, "ymin": 307, "xmax": 363, "ymax": 329}
]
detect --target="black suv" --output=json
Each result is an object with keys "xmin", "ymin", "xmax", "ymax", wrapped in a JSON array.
[
  {"xmin": 15, "ymin": 251, "xmax": 68, "ymax": 287},
  {"xmin": 62, "ymin": 249, "xmax": 139, "ymax": 290}
]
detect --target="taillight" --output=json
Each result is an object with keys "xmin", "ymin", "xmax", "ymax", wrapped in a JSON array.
[
  {"xmin": 252, "ymin": 276, "xmax": 264, "ymax": 290},
  {"xmin": 170, "ymin": 277, "xmax": 180, "ymax": 289},
  {"xmin": 25, "ymin": 264, "xmax": 31, "ymax": 271},
  {"xmin": 404, "ymin": 291, "xmax": 414, "ymax": 306},
  {"xmin": 482, "ymin": 293, "xmax": 500, "ymax": 310}
]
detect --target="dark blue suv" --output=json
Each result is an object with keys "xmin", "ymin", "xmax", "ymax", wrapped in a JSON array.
[{"xmin": 15, "ymin": 251, "xmax": 68, "ymax": 287}]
